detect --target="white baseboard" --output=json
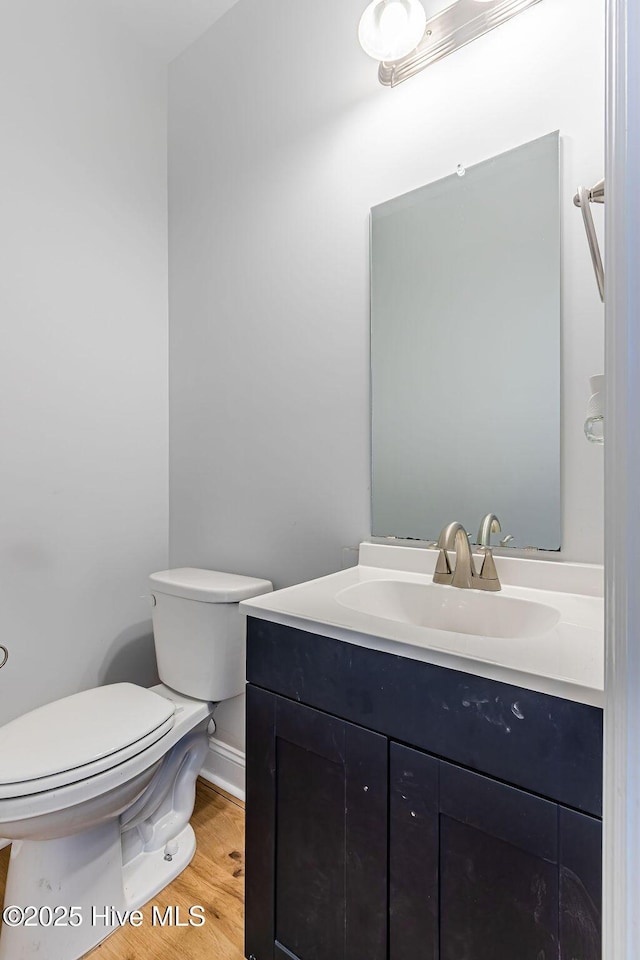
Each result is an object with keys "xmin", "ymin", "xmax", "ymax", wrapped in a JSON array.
[
  {"xmin": 199, "ymin": 736, "xmax": 246, "ymax": 802},
  {"xmin": 0, "ymin": 838, "xmax": 9, "ymax": 851}
]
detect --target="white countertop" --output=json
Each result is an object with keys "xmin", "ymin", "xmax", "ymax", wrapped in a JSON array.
[{"xmin": 241, "ymin": 543, "xmax": 604, "ymax": 708}]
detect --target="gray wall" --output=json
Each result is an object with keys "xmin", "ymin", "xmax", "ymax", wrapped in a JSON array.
[
  {"xmin": 0, "ymin": 1, "xmax": 169, "ymax": 724},
  {"xmin": 168, "ymin": 0, "xmax": 604, "ymax": 753},
  {"xmin": 168, "ymin": 0, "xmax": 374, "ymax": 590}
]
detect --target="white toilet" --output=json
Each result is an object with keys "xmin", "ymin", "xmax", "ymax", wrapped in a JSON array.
[{"xmin": 0, "ymin": 567, "xmax": 272, "ymax": 960}]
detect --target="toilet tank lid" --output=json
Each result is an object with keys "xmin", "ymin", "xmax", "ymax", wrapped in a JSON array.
[{"xmin": 149, "ymin": 568, "xmax": 273, "ymax": 603}]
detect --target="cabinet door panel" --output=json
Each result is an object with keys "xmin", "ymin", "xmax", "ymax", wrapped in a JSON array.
[
  {"xmin": 559, "ymin": 807, "xmax": 602, "ymax": 960},
  {"xmin": 439, "ymin": 762, "xmax": 559, "ymax": 960},
  {"xmin": 440, "ymin": 816, "xmax": 558, "ymax": 960},
  {"xmin": 389, "ymin": 742, "xmax": 439, "ymax": 960},
  {"xmin": 276, "ymin": 736, "xmax": 347, "ymax": 959},
  {"xmin": 245, "ymin": 686, "xmax": 387, "ymax": 960},
  {"xmin": 274, "ymin": 691, "xmax": 354, "ymax": 960}
]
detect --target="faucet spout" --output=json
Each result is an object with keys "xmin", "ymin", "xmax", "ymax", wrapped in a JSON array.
[{"xmin": 477, "ymin": 513, "xmax": 501, "ymax": 547}]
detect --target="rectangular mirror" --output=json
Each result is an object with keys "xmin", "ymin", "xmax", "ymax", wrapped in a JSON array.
[{"xmin": 370, "ymin": 132, "xmax": 561, "ymax": 550}]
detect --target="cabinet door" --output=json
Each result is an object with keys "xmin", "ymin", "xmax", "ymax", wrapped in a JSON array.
[
  {"xmin": 390, "ymin": 745, "xmax": 562, "ymax": 960},
  {"xmin": 560, "ymin": 807, "xmax": 602, "ymax": 960},
  {"xmin": 439, "ymin": 761, "xmax": 560, "ymax": 960},
  {"xmin": 245, "ymin": 685, "xmax": 388, "ymax": 960}
]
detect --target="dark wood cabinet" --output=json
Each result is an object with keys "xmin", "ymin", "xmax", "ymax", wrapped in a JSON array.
[
  {"xmin": 245, "ymin": 686, "xmax": 388, "ymax": 960},
  {"xmin": 391, "ymin": 744, "xmax": 560, "ymax": 960},
  {"xmin": 559, "ymin": 807, "xmax": 602, "ymax": 960},
  {"xmin": 246, "ymin": 618, "xmax": 603, "ymax": 960}
]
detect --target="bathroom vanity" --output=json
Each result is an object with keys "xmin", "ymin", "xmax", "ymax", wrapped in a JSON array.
[{"xmin": 242, "ymin": 544, "xmax": 603, "ymax": 960}]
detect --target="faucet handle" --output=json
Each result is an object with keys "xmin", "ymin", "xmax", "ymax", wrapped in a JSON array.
[{"xmin": 478, "ymin": 549, "xmax": 501, "ymax": 591}]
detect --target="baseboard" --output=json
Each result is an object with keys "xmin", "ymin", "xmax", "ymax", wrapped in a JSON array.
[
  {"xmin": 199, "ymin": 736, "xmax": 246, "ymax": 802},
  {"xmin": 0, "ymin": 838, "xmax": 9, "ymax": 852}
]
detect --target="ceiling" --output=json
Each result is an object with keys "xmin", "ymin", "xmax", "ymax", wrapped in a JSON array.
[{"xmin": 107, "ymin": 0, "xmax": 241, "ymax": 62}]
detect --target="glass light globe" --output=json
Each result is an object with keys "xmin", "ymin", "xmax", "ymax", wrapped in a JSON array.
[{"xmin": 358, "ymin": 0, "xmax": 427, "ymax": 62}]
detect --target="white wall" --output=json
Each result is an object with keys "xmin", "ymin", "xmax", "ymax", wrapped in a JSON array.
[
  {"xmin": 168, "ymin": 0, "xmax": 604, "ymax": 755},
  {"xmin": 0, "ymin": 1, "xmax": 169, "ymax": 725}
]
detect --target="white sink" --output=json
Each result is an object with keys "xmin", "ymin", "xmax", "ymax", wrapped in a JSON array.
[
  {"xmin": 240, "ymin": 542, "xmax": 604, "ymax": 705},
  {"xmin": 336, "ymin": 579, "xmax": 561, "ymax": 640}
]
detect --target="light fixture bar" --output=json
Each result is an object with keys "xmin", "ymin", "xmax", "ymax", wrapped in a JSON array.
[{"xmin": 378, "ymin": 0, "xmax": 544, "ymax": 86}]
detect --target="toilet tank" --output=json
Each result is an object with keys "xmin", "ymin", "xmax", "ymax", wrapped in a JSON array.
[{"xmin": 148, "ymin": 568, "xmax": 273, "ymax": 702}]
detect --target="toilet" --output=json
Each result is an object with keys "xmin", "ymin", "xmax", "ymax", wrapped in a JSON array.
[{"xmin": 0, "ymin": 567, "xmax": 272, "ymax": 960}]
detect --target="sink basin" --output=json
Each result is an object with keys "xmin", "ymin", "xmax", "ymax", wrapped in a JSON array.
[
  {"xmin": 241, "ymin": 542, "xmax": 604, "ymax": 701},
  {"xmin": 336, "ymin": 579, "xmax": 561, "ymax": 640}
]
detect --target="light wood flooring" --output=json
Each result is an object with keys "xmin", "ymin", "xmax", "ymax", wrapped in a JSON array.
[{"xmin": 0, "ymin": 780, "xmax": 246, "ymax": 960}]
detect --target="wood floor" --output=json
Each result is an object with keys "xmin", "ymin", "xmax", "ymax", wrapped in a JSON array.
[{"xmin": 0, "ymin": 780, "xmax": 246, "ymax": 960}]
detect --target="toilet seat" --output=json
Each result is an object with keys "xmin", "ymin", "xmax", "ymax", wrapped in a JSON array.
[
  {"xmin": 0, "ymin": 686, "xmax": 211, "ymax": 837},
  {"xmin": 0, "ymin": 683, "xmax": 176, "ymax": 799}
]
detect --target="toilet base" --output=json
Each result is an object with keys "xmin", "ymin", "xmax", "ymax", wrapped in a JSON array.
[
  {"xmin": 0, "ymin": 823, "xmax": 198, "ymax": 960},
  {"xmin": 0, "ymin": 820, "xmax": 125, "ymax": 960},
  {"xmin": 123, "ymin": 822, "xmax": 197, "ymax": 910}
]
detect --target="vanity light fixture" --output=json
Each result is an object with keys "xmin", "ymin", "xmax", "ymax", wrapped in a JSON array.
[
  {"xmin": 358, "ymin": 0, "xmax": 428, "ymax": 63},
  {"xmin": 359, "ymin": 0, "xmax": 545, "ymax": 86}
]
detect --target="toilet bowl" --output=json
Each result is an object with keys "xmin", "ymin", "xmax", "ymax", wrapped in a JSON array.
[{"xmin": 0, "ymin": 568, "xmax": 272, "ymax": 960}]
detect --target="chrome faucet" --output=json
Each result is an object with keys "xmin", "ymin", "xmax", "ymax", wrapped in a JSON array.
[
  {"xmin": 433, "ymin": 521, "xmax": 501, "ymax": 591},
  {"xmin": 477, "ymin": 512, "xmax": 513, "ymax": 549},
  {"xmin": 477, "ymin": 513, "xmax": 501, "ymax": 547},
  {"xmin": 433, "ymin": 522, "xmax": 475, "ymax": 589},
  {"xmin": 475, "ymin": 513, "xmax": 502, "ymax": 592}
]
